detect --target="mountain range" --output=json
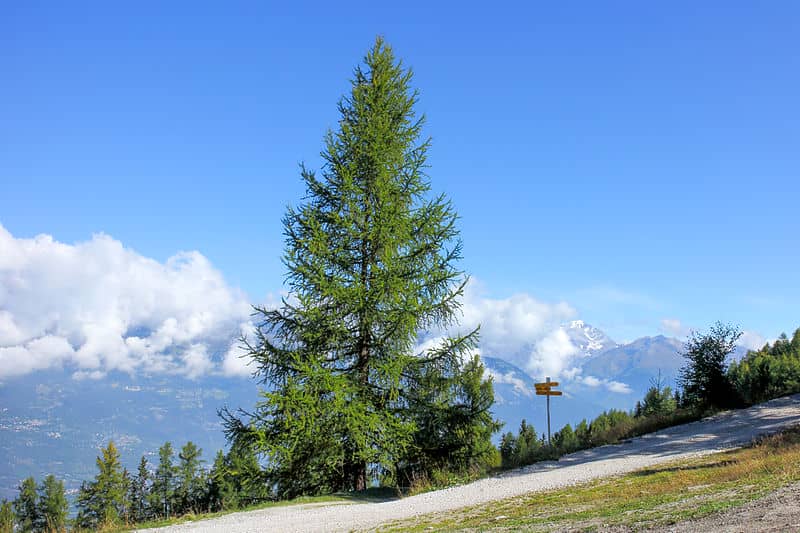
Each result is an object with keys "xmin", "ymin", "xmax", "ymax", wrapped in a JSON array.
[
  {"xmin": 0, "ymin": 321, "xmax": 688, "ymax": 501},
  {"xmin": 482, "ymin": 321, "xmax": 685, "ymax": 440}
]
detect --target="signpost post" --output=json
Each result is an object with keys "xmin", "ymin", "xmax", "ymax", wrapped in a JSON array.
[{"xmin": 534, "ymin": 377, "xmax": 562, "ymax": 445}]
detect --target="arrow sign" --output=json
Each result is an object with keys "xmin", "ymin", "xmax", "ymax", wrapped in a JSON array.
[{"xmin": 535, "ymin": 376, "xmax": 561, "ymax": 445}]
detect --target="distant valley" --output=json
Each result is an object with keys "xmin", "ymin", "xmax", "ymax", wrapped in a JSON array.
[{"xmin": 0, "ymin": 322, "xmax": 688, "ymax": 501}]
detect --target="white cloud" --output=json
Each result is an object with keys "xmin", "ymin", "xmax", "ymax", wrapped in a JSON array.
[
  {"xmin": 574, "ymin": 374, "xmax": 633, "ymax": 394},
  {"xmin": 484, "ymin": 368, "xmax": 533, "ymax": 397},
  {"xmin": 528, "ymin": 328, "xmax": 579, "ymax": 377},
  {"xmin": 0, "ymin": 226, "xmax": 640, "ymax": 389},
  {"xmin": 72, "ymin": 369, "xmax": 106, "ymax": 381},
  {"xmin": 448, "ymin": 280, "xmax": 580, "ymax": 377},
  {"xmin": 739, "ymin": 330, "xmax": 767, "ymax": 351},
  {"xmin": 0, "ymin": 224, "xmax": 252, "ymax": 380},
  {"xmin": 580, "ymin": 375, "xmax": 602, "ymax": 387},
  {"xmin": 222, "ymin": 322, "xmax": 258, "ymax": 377},
  {"xmin": 660, "ymin": 318, "xmax": 688, "ymax": 337},
  {"xmin": 607, "ymin": 380, "xmax": 633, "ymax": 394}
]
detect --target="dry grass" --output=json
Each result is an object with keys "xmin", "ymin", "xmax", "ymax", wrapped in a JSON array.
[{"xmin": 379, "ymin": 426, "xmax": 800, "ymax": 532}]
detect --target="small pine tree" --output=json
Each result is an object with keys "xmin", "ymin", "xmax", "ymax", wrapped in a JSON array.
[
  {"xmin": 208, "ymin": 441, "xmax": 270, "ymax": 511},
  {"xmin": 641, "ymin": 372, "xmax": 676, "ymax": 417},
  {"xmin": 38, "ymin": 475, "xmax": 68, "ymax": 532},
  {"xmin": 208, "ymin": 450, "xmax": 233, "ymax": 512},
  {"xmin": 397, "ymin": 355, "xmax": 501, "ymax": 484},
  {"xmin": 0, "ymin": 499, "xmax": 14, "ymax": 533},
  {"xmin": 75, "ymin": 441, "xmax": 127, "ymax": 529},
  {"xmin": 129, "ymin": 456, "xmax": 151, "ymax": 523},
  {"xmin": 121, "ymin": 467, "xmax": 132, "ymax": 524},
  {"xmin": 151, "ymin": 442, "xmax": 176, "ymax": 518},
  {"xmin": 554, "ymin": 424, "xmax": 579, "ymax": 454},
  {"xmin": 512, "ymin": 420, "xmax": 541, "ymax": 466},
  {"xmin": 12, "ymin": 477, "xmax": 38, "ymax": 533},
  {"xmin": 499, "ymin": 432, "xmax": 516, "ymax": 468},
  {"xmin": 575, "ymin": 419, "xmax": 590, "ymax": 448},
  {"xmin": 175, "ymin": 442, "xmax": 204, "ymax": 515}
]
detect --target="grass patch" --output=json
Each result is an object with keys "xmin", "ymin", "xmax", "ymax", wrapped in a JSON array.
[
  {"xmin": 379, "ymin": 425, "xmax": 800, "ymax": 532},
  {"xmin": 111, "ymin": 490, "xmax": 394, "ymax": 531}
]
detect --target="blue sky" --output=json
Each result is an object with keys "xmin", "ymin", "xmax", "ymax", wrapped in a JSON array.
[{"xmin": 1, "ymin": 1, "xmax": 798, "ymax": 369}]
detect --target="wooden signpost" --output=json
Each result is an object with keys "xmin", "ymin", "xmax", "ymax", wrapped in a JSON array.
[{"xmin": 535, "ymin": 376, "xmax": 562, "ymax": 445}]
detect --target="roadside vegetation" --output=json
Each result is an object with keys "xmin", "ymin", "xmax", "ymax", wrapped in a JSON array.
[
  {"xmin": 498, "ymin": 322, "xmax": 800, "ymax": 473},
  {"xmin": 381, "ymin": 424, "xmax": 800, "ymax": 532}
]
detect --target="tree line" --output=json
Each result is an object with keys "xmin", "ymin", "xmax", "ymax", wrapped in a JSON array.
[
  {"xmin": 500, "ymin": 373, "xmax": 680, "ymax": 469},
  {"xmin": 1, "ymin": 438, "xmax": 269, "ymax": 532},
  {"xmin": 501, "ymin": 323, "xmax": 800, "ymax": 471}
]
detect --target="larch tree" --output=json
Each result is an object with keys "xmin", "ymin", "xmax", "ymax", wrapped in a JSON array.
[
  {"xmin": 12, "ymin": 477, "xmax": 38, "ymax": 533},
  {"xmin": 0, "ymin": 499, "xmax": 12, "ymax": 533},
  {"xmin": 129, "ymin": 456, "xmax": 151, "ymax": 523},
  {"xmin": 75, "ymin": 441, "xmax": 126, "ymax": 529},
  {"xmin": 151, "ymin": 442, "xmax": 176, "ymax": 518},
  {"xmin": 175, "ymin": 441, "xmax": 204, "ymax": 514},
  {"xmin": 38, "ymin": 475, "xmax": 68, "ymax": 532},
  {"xmin": 223, "ymin": 37, "xmax": 497, "ymax": 497}
]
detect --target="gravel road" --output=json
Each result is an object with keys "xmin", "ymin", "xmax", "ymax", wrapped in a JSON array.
[{"xmin": 142, "ymin": 393, "xmax": 800, "ymax": 533}]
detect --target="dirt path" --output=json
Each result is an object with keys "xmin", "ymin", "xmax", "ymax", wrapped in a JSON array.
[{"xmin": 141, "ymin": 394, "xmax": 800, "ymax": 533}]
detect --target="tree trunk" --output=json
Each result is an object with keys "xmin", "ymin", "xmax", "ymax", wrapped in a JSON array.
[{"xmin": 354, "ymin": 461, "xmax": 368, "ymax": 492}]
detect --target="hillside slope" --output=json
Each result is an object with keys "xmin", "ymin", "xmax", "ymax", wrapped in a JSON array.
[{"xmin": 141, "ymin": 394, "xmax": 800, "ymax": 533}]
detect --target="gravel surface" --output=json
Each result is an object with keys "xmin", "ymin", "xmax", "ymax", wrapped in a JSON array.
[{"xmin": 141, "ymin": 394, "xmax": 800, "ymax": 533}]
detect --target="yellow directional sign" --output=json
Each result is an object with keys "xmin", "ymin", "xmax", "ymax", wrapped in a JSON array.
[{"xmin": 536, "ymin": 376, "xmax": 561, "ymax": 445}]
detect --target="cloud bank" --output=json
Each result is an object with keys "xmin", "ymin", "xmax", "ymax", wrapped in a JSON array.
[
  {"xmin": 0, "ymin": 225, "xmax": 252, "ymax": 380},
  {"xmin": 0, "ymin": 225, "xmax": 593, "ymax": 384},
  {"xmin": 0, "ymin": 225, "xmax": 704, "ymax": 396},
  {"xmin": 434, "ymin": 281, "xmax": 583, "ymax": 378}
]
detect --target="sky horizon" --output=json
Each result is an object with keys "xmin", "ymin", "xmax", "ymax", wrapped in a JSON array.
[{"xmin": 2, "ymin": 2, "xmax": 798, "ymax": 381}]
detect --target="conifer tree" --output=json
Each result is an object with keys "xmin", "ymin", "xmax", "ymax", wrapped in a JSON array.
[
  {"xmin": 175, "ymin": 442, "xmax": 204, "ymax": 514},
  {"xmin": 75, "ymin": 441, "xmax": 127, "ymax": 529},
  {"xmin": 397, "ymin": 355, "xmax": 500, "ymax": 483},
  {"xmin": 499, "ymin": 432, "xmax": 516, "ymax": 468},
  {"xmin": 223, "ymin": 37, "xmax": 496, "ymax": 497},
  {"xmin": 208, "ymin": 441, "xmax": 269, "ymax": 511},
  {"xmin": 151, "ymin": 442, "xmax": 176, "ymax": 518},
  {"xmin": 208, "ymin": 450, "xmax": 233, "ymax": 512},
  {"xmin": 12, "ymin": 477, "xmax": 38, "ymax": 533},
  {"xmin": 129, "ymin": 456, "xmax": 151, "ymax": 523},
  {"xmin": 38, "ymin": 475, "xmax": 68, "ymax": 532},
  {"xmin": 554, "ymin": 423, "xmax": 579, "ymax": 454},
  {"xmin": 0, "ymin": 499, "xmax": 12, "ymax": 533},
  {"xmin": 575, "ymin": 419, "xmax": 590, "ymax": 448}
]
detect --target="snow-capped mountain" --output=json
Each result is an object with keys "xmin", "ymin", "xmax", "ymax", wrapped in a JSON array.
[
  {"xmin": 482, "ymin": 325, "xmax": 687, "ymax": 438},
  {"xmin": 563, "ymin": 320, "xmax": 618, "ymax": 356},
  {"xmin": 580, "ymin": 335, "xmax": 684, "ymax": 387}
]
